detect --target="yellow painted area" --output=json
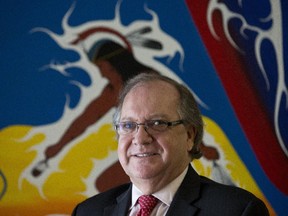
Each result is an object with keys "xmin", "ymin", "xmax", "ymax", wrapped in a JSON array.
[
  {"xmin": 0, "ymin": 126, "xmax": 44, "ymax": 204},
  {"xmin": 0, "ymin": 124, "xmax": 118, "ymax": 215},
  {"xmin": 43, "ymin": 124, "xmax": 118, "ymax": 200}
]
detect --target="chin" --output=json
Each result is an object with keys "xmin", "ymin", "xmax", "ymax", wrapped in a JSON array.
[{"xmin": 133, "ymin": 169, "xmax": 159, "ymax": 179}]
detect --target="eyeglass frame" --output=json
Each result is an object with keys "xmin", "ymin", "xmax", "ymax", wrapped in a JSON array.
[{"xmin": 114, "ymin": 119, "xmax": 185, "ymax": 135}]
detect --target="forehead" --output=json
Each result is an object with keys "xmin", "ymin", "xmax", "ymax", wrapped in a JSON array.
[
  {"xmin": 120, "ymin": 80, "xmax": 180, "ymax": 119},
  {"xmin": 127, "ymin": 80, "xmax": 179, "ymax": 100}
]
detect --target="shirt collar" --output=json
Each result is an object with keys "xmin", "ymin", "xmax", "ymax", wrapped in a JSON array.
[{"xmin": 130, "ymin": 166, "xmax": 188, "ymax": 208}]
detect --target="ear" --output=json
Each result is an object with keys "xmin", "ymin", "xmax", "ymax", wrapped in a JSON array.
[{"xmin": 186, "ymin": 126, "xmax": 196, "ymax": 151}]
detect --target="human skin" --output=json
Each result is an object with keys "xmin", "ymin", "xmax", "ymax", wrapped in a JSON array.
[
  {"xmin": 117, "ymin": 80, "xmax": 195, "ymax": 195},
  {"xmin": 43, "ymin": 61, "xmax": 123, "ymax": 157},
  {"xmin": 32, "ymin": 60, "xmax": 124, "ymax": 177}
]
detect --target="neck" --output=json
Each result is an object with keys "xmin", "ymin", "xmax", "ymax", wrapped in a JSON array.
[{"xmin": 131, "ymin": 165, "xmax": 188, "ymax": 195}]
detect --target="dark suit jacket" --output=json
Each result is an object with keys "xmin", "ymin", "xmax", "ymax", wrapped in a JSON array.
[{"xmin": 72, "ymin": 165, "xmax": 269, "ymax": 215}]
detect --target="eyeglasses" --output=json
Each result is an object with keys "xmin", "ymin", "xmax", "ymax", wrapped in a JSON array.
[{"xmin": 114, "ymin": 119, "xmax": 184, "ymax": 135}]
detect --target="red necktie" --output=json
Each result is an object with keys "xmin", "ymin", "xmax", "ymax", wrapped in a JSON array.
[{"xmin": 137, "ymin": 195, "xmax": 158, "ymax": 216}]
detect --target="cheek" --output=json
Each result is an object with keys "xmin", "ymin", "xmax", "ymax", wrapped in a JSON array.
[
  {"xmin": 165, "ymin": 130, "xmax": 190, "ymax": 152},
  {"xmin": 156, "ymin": 136, "xmax": 177, "ymax": 155},
  {"xmin": 117, "ymin": 145, "xmax": 126, "ymax": 167},
  {"xmin": 117, "ymin": 137, "xmax": 131, "ymax": 158}
]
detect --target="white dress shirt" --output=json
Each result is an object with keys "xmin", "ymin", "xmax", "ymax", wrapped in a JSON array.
[{"xmin": 128, "ymin": 167, "xmax": 188, "ymax": 216}]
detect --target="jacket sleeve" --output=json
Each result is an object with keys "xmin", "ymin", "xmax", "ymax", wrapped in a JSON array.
[{"xmin": 241, "ymin": 198, "xmax": 270, "ymax": 216}]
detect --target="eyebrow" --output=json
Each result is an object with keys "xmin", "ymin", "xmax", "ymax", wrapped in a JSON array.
[{"xmin": 119, "ymin": 114, "xmax": 171, "ymax": 122}]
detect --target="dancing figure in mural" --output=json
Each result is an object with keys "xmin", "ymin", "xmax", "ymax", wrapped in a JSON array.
[{"xmin": 32, "ymin": 40, "xmax": 156, "ymax": 177}]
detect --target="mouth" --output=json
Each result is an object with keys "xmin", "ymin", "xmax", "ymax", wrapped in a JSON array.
[{"xmin": 133, "ymin": 153, "xmax": 158, "ymax": 158}]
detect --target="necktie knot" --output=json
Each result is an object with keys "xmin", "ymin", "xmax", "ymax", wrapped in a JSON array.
[{"xmin": 137, "ymin": 195, "xmax": 158, "ymax": 216}]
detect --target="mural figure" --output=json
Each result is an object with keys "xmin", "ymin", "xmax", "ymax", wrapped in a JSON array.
[{"xmin": 32, "ymin": 40, "xmax": 158, "ymax": 178}]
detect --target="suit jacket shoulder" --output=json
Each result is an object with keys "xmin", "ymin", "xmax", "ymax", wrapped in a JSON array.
[
  {"xmin": 72, "ymin": 183, "xmax": 132, "ymax": 216},
  {"xmin": 167, "ymin": 166, "xmax": 269, "ymax": 216},
  {"xmin": 197, "ymin": 176, "xmax": 269, "ymax": 215}
]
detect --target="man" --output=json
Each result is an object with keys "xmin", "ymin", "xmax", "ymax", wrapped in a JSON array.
[{"xmin": 72, "ymin": 73, "xmax": 269, "ymax": 215}]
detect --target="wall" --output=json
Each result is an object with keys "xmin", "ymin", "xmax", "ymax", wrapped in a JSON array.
[{"xmin": 0, "ymin": 0, "xmax": 287, "ymax": 215}]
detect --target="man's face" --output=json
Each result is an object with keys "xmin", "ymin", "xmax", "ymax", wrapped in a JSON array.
[{"xmin": 117, "ymin": 80, "xmax": 194, "ymax": 189}]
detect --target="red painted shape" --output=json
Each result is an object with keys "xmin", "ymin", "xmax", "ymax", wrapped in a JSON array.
[{"xmin": 185, "ymin": 0, "xmax": 287, "ymax": 194}]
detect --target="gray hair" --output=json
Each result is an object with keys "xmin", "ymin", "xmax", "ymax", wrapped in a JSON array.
[{"xmin": 113, "ymin": 73, "xmax": 203, "ymax": 159}]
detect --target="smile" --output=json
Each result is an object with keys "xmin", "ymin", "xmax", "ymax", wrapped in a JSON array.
[{"xmin": 134, "ymin": 153, "xmax": 157, "ymax": 157}]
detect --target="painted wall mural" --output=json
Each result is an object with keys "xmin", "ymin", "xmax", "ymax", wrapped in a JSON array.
[{"xmin": 0, "ymin": 0, "xmax": 287, "ymax": 215}]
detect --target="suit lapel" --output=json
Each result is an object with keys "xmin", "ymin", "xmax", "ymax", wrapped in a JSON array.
[
  {"xmin": 103, "ymin": 165, "xmax": 201, "ymax": 216},
  {"xmin": 166, "ymin": 165, "xmax": 201, "ymax": 216},
  {"xmin": 103, "ymin": 184, "xmax": 132, "ymax": 216},
  {"xmin": 166, "ymin": 199, "xmax": 199, "ymax": 216}
]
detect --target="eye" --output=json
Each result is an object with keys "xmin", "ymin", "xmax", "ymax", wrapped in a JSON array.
[
  {"xmin": 149, "ymin": 120, "xmax": 168, "ymax": 131},
  {"xmin": 121, "ymin": 122, "xmax": 136, "ymax": 130},
  {"xmin": 152, "ymin": 120, "xmax": 167, "ymax": 126},
  {"xmin": 115, "ymin": 121, "xmax": 137, "ymax": 135}
]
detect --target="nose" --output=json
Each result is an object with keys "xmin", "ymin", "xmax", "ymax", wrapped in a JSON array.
[
  {"xmin": 135, "ymin": 123, "xmax": 149, "ymax": 133},
  {"xmin": 133, "ymin": 124, "xmax": 153, "ymax": 145}
]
